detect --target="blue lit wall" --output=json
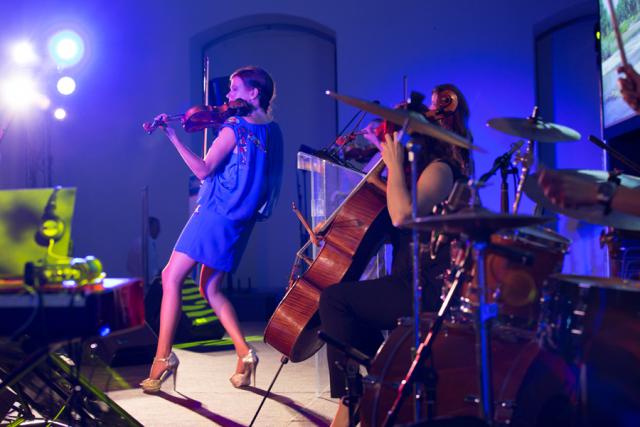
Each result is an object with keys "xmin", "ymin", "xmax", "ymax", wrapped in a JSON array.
[{"xmin": 0, "ymin": 0, "xmax": 598, "ymax": 285}]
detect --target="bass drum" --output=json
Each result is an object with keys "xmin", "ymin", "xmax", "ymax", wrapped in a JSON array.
[
  {"xmin": 539, "ymin": 274, "xmax": 640, "ymax": 425},
  {"xmin": 360, "ymin": 315, "xmax": 576, "ymax": 427}
]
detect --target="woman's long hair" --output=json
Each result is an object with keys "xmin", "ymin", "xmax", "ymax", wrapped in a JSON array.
[{"xmin": 420, "ymin": 83, "xmax": 472, "ymax": 177}]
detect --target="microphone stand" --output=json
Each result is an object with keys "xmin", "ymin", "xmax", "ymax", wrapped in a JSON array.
[
  {"xmin": 499, "ymin": 163, "xmax": 517, "ymax": 214},
  {"xmin": 478, "ymin": 142, "xmax": 522, "ymax": 214},
  {"xmin": 588, "ymin": 134, "xmax": 640, "ymax": 175}
]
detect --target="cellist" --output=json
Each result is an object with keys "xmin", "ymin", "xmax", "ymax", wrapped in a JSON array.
[{"xmin": 318, "ymin": 84, "xmax": 473, "ymax": 427}]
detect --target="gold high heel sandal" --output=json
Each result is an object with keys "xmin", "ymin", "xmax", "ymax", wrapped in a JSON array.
[
  {"xmin": 229, "ymin": 348, "xmax": 258, "ymax": 388},
  {"xmin": 140, "ymin": 352, "xmax": 179, "ymax": 393}
]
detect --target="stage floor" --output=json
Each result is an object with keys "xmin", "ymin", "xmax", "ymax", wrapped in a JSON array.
[{"xmin": 105, "ymin": 323, "xmax": 336, "ymax": 426}]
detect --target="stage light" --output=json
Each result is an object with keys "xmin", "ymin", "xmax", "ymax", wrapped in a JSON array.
[
  {"xmin": 53, "ymin": 107, "xmax": 67, "ymax": 120},
  {"xmin": 1, "ymin": 75, "xmax": 38, "ymax": 110},
  {"xmin": 48, "ymin": 30, "xmax": 84, "ymax": 68},
  {"xmin": 56, "ymin": 76, "xmax": 76, "ymax": 95},
  {"xmin": 10, "ymin": 41, "xmax": 38, "ymax": 65}
]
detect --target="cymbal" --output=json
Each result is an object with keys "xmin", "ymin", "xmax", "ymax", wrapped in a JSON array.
[
  {"xmin": 325, "ymin": 91, "xmax": 484, "ymax": 152},
  {"xmin": 524, "ymin": 169, "xmax": 640, "ymax": 230},
  {"xmin": 486, "ymin": 117, "xmax": 581, "ymax": 142},
  {"xmin": 401, "ymin": 209, "xmax": 551, "ymax": 236},
  {"xmin": 551, "ymin": 274, "xmax": 640, "ymax": 292}
]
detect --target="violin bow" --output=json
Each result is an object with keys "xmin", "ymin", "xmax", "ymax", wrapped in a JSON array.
[{"xmin": 202, "ymin": 56, "xmax": 211, "ymax": 157}]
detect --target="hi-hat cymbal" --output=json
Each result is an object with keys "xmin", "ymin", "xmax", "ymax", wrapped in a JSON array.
[
  {"xmin": 525, "ymin": 169, "xmax": 640, "ymax": 230},
  {"xmin": 486, "ymin": 117, "xmax": 581, "ymax": 142},
  {"xmin": 551, "ymin": 274, "xmax": 640, "ymax": 292},
  {"xmin": 401, "ymin": 209, "xmax": 551, "ymax": 237},
  {"xmin": 326, "ymin": 91, "xmax": 484, "ymax": 152}
]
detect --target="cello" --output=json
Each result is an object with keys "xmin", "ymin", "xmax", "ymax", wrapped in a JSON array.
[
  {"xmin": 264, "ymin": 93, "xmax": 444, "ymax": 362},
  {"xmin": 263, "ymin": 157, "xmax": 389, "ymax": 362}
]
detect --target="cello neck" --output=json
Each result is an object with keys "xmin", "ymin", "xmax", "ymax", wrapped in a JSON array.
[{"xmin": 316, "ymin": 156, "xmax": 386, "ymax": 234}]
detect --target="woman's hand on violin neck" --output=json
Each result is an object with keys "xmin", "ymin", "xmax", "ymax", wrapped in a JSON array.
[{"xmin": 153, "ymin": 113, "xmax": 177, "ymax": 141}]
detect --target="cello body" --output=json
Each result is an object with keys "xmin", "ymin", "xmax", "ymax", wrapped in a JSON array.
[{"xmin": 264, "ymin": 181, "xmax": 388, "ymax": 362}]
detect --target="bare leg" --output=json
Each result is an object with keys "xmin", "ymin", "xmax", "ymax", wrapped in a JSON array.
[
  {"xmin": 148, "ymin": 251, "xmax": 195, "ymax": 380},
  {"xmin": 200, "ymin": 265, "xmax": 250, "ymax": 373},
  {"xmin": 330, "ymin": 399, "xmax": 349, "ymax": 427}
]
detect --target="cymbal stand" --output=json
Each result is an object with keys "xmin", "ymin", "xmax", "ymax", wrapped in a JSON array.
[
  {"xmin": 472, "ymin": 234, "xmax": 497, "ymax": 425},
  {"xmin": 383, "ymin": 244, "xmax": 472, "ymax": 427},
  {"xmin": 499, "ymin": 161, "xmax": 518, "ymax": 214},
  {"xmin": 512, "ymin": 107, "xmax": 539, "ymax": 214},
  {"xmin": 462, "ymin": 188, "xmax": 498, "ymax": 424},
  {"xmin": 318, "ymin": 331, "xmax": 370, "ymax": 427},
  {"xmin": 406, "ymin": 129, "xmax": 424, "ymax": 422}
]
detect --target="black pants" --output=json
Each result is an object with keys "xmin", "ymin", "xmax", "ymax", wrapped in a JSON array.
[{"xmin": 319, "ymin": 275, "xmax": 415, "ymax": 398}]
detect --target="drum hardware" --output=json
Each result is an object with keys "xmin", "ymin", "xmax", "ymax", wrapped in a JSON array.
[
  {"xmin": 318, "ymin": 331, "xmax": 370, "ymax": 427},
  {"xmin": 464, "ymin": 396, "xmax": 516, "ymax": 410},
  {"xmin": 485, "ymin": 114, "xmax": 581, "ymax": 143},
  {"xmin": 478, "ymin": 140, "xmax": 523, "ymax": 214},
  {"xmin": 324, "ymin": 91, "xmax": 484, "ymax": 152},
  {"xmin": 600, "ymin": 228, "xmax": 640, "ymax": 279},
  {"xmin": 382, "ymin": 243, "xmax": 473, "ymax": 426},
  {"xmin": 388, "ymin": 209, "xmax": 551, "ymax": 425},
  {"xmin": 486, "ymin": 108, "xmax": 581, "ymax": 214}
]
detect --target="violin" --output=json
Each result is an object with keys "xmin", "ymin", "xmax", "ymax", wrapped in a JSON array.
[
  {"xmin": 142, "ymin": 99, "xmax": 253, "ymax": 135},
  {"xmin": 372, "ymin": 89, "xmax": 459, "ymax": 140}
]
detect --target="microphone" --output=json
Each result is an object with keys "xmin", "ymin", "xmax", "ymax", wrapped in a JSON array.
[{"xmin": 478, "ymin": 140, "xmax": 524, "ymax": 184}]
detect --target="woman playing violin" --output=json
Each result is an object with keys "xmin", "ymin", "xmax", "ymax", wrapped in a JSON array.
[
  {"xmin": 141, "ymin": 66, "xmax": 283, "ymax": 392},
  {"xmin": 319, "ymin": 84, "xmax": 472, "ymax": 426}
]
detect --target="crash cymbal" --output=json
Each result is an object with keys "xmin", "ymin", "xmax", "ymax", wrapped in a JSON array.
[
  {"xmin": 325, "ymin": 91, "xmax": 484, "ymax": 152},
  {"xmin": 551, "ymin": 274, "xmax": 640, "ymax": 292},
  {"xmin": 486, "ymin": 117, "xmax": 581, "ymax": 142},
  {"xmin": 401, "ymin": 208, "xmax": 551, "ymax": 237},
  {"xmin": 524, "ymin": 169, "xmax": 640, "ymax": 230}
]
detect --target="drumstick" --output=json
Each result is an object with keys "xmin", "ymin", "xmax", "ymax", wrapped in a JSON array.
[{"xmin": 606, "ymin": 0, "xmax": 629, "ymax": 67}]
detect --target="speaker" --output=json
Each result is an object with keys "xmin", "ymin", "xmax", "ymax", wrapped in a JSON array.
[
  {"xmin": 88, "ymin": 323, "xmax": 158, "ymax": 367},
  {"xmin": 0, "ymin": 341, "xmax": 142, "ymax": 425}
]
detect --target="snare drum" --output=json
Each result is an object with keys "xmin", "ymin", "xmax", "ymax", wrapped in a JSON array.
[{"xmin": 457, "ymin": 227, "xmax": 570, "ymax": 328}]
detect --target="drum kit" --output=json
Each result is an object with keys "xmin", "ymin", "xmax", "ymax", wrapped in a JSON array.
[{"xmin": 327, "ymin": 92, "xmax": 640, "ymax": 426}]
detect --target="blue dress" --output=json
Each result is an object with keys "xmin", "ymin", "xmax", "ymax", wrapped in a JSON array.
[{"xmin": 174, "ymin": 116, "xmax": 283, "ymax": 272}]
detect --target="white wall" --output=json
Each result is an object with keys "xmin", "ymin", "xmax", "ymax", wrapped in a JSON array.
[{"xmin": 0, "ymin": 0, "xmax": 591, "ymax": 288}]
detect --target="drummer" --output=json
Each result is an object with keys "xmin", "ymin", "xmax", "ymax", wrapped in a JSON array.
[
  {"xmin": 537, "ymin": 168, "xmax": 640, "ymax": 217},
  {"xmin": 318, "ymin": 84, "xmax": 472, "ymax": 427},
  {"xmin": 537, "ymin": 65, "xmax": 640, "ymax": 218}
]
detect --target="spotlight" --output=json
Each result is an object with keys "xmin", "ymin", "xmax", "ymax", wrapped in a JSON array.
[
  {"xmin": 1, "ymin": 75, "xmax": 38, "ymax": 110},
  {"xmin": 53, "ymin": 108, "xmax": 67, "ymax": 120},
  {"xmin": 56, "ymin": 76, "xmax": 76, "ymax": 95},
  {"xmin": 10, "ymin": 41, "xmax": 38, "ymax": 66},
  {"xmin": 48, "ymin": 30, "xmax": 84, "ymax": 68}
]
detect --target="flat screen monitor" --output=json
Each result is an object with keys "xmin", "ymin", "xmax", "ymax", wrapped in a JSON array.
[
  {"xmin": 0, "ymin": 187, "xmax": 76, "ymax": 279},
  {"xmin": 599, "ymin": 0, "xmax": 640, "ymax": 137}
]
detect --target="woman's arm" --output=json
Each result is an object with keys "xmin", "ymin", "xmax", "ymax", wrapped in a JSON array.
[
  {"xmin": 162, "ymin": 124, "xmax": 236, "ymax": 181},
  {"xmin": 381, "ymin": 132, "xmax": 454, "ymax": 227}
]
